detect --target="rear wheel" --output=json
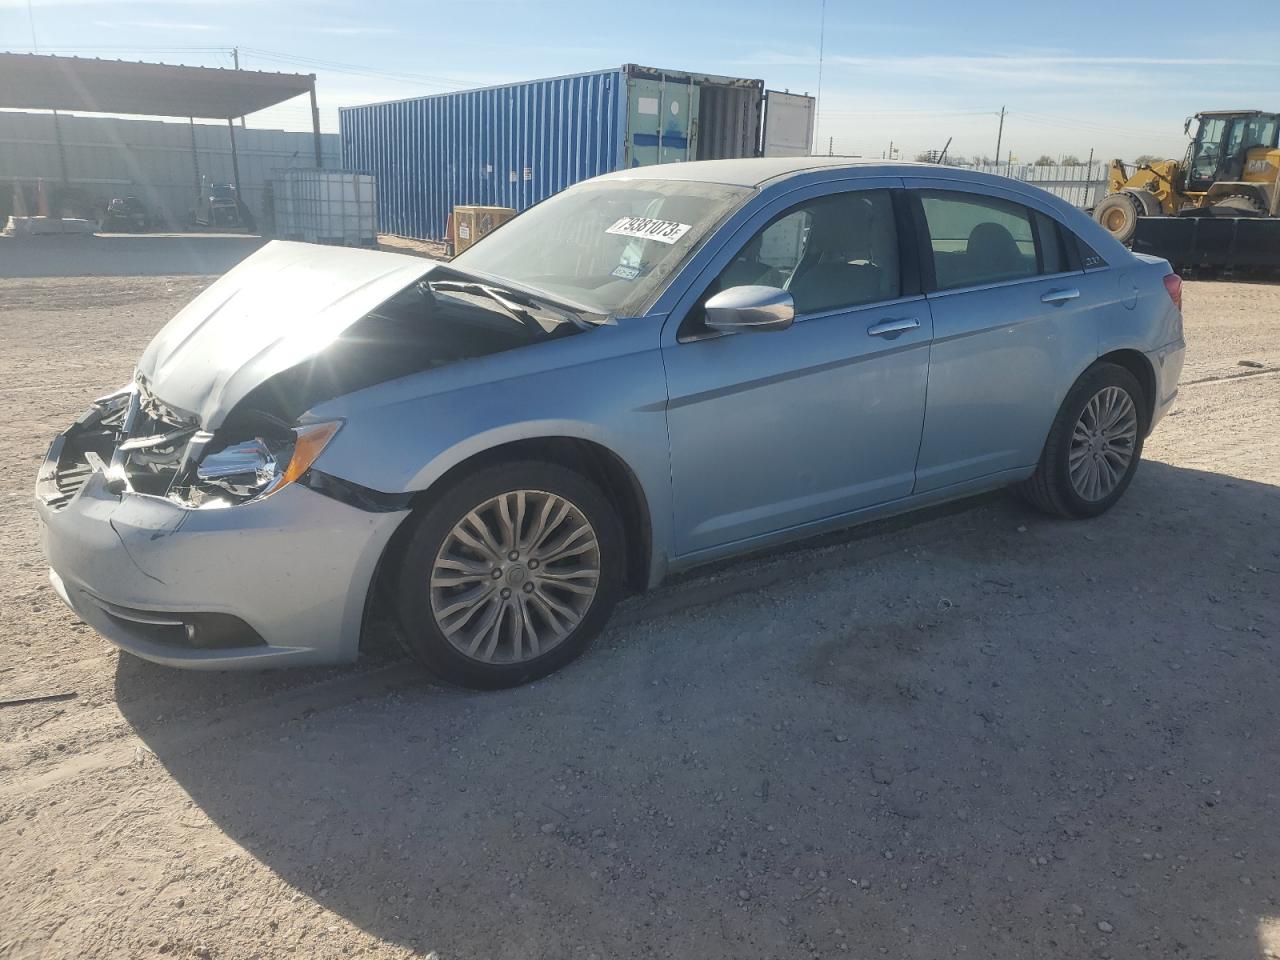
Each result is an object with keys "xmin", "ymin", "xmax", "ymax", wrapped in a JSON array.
[
  {"xmin": 1211, "ymin": 194, "xmax": 1266, "ymax": 216},
  {"xmin": 1014, "ymin": 363, "xmax": 1148, "ymax": 519},
  {"xmin": 394, "ymin": 461, "xmax": 624, "ymax": 689},
  {"xmin": 1093, "ymin": 193, "xmax": 1141, "ymax": 244}
]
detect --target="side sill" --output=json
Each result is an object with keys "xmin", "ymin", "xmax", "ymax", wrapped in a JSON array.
[{"xmin": 664, "ymin": 466, "xmax": 1034, "ymax": 578}]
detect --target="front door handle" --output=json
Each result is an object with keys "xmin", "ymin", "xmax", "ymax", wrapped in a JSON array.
[
  {"xmin": 1041, "ymin": 288, "xmax": 1081, "ymax": 305},
  {"xmin": 867, "ymin": 317, "xmax": 920, "ymax": 338}
]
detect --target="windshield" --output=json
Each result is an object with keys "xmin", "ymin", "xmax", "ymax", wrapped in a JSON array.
[{"xmin": 450, "ymin": 178, "xmax": 754, "ymax": 317}]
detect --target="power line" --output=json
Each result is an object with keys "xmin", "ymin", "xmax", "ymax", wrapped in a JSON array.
[
  {"xmin": 1012, "ymin": 116, "xmax": 1180, "ymax": 144},
  {"xmin": 11, "ymin": 45, "xmax": 240, "ymax": 54},
  {"xmin": 819, "ymin": 108, "xmax": 997, "ymax": 118},
  {"xmin": 1011, "ymin": 110, "xmax": 1174, "ymax": 140},
  {"xmin": 239, "ymin": 47, "xmax": 473, "ymax": 89}
]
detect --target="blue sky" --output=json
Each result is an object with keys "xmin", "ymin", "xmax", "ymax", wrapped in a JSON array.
[{"xmin": 5, "ymin": 0, "xmax": 1279, "ymax": 162}]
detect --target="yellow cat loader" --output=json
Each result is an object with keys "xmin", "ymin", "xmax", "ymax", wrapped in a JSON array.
[{"xmin": 1094, "ymin": 110, "xmax": 1280, "ymax": 270}]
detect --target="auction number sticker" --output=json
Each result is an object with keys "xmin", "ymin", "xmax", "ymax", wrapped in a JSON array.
[{"xmin": 606, "ymin": 216, "xmax": 692, "ymax": 245}]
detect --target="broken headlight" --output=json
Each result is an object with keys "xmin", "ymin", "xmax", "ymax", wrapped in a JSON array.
[{"xmin": 183, "ymin": 420, "xmax": 342, "ymax": 508}]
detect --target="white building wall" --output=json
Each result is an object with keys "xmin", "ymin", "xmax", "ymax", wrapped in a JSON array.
[{"xmin": 0, "ymin": 111, "xmax": 341, "ymax": 226}]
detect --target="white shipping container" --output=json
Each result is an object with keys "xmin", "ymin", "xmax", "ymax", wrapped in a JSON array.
[{"xmin": 272, "ymin": 169, "xmax": 376, "ymax": 246}]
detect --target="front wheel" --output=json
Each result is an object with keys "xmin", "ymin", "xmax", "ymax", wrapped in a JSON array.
[
  {"xmin": 394, "ymin": 461, "xmax": 624, "ymax": 689},
  {"xmin": 1093, "ymin": 193, "xmax": 1141, "ymax": 244},
  {"xmin": 1014, "ymin": 363, "xmax": 1148, "ymax": 519}
]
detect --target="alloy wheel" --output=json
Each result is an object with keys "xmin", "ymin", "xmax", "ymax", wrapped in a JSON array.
[
  {"xmin": 429, "ymin": 490, "xmax": 600, "ymax": 664},
  {"xmin": 1069, "ymin": 385, "xmax": 1138, "ymax": 502}
]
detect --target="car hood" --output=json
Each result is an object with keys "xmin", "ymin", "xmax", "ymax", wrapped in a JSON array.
[{"xmin": 135, "ymin": 240, "xmax": 435, "ymax": 429}]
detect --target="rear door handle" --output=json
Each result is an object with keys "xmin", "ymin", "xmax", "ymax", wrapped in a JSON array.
[
  {"xmin": 867, "ymin": 317, "xmax": 920, "ymax": 338},
  {"xmin": 1041, "ymin": 288, "xmax": 1081, "ymax": 305}
]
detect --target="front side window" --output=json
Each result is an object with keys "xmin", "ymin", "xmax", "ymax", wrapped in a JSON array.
[
  {"xmin": 704, "ymin": 189, "xmax": 901, "ymax": 319},
  {"xmin": 451, "ymin": 178, "xmax": 753, "ymax": 317},
  {"xmin": 919, "ymin": 191, "xmax": 1039, "ymax": 290}
]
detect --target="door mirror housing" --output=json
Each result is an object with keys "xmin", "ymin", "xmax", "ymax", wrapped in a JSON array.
[{"xmin": 704, "ymin": 285, "xmax": 795, "ymax": 333}]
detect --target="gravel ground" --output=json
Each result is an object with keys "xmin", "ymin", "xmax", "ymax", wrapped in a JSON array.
[{"xmin": 0, "ymin": 275, "xmax": 1277, "ymax": 960}]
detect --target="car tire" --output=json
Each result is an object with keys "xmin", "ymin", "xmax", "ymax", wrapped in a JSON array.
[
  {"xmin": 1211, "ymin": 194, "xmax": 1266, "ymax": 216},
  {"xmin": 1014, "ymin": 362, "xmax": 1149, "ymax": 519},
  {"xmin": 1092, "ymin": 193, "xmax": 1141, "ymax": 244},
  {"xmin": 393, "ymin": 461, "xmax": 624, "ymax": 689}
]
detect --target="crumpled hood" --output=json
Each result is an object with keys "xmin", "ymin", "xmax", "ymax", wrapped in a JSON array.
[{"xmin": 135, "ymin": 240, "xmax": 434, "ymax": 428}]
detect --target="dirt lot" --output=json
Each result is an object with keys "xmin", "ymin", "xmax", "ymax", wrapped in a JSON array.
[{"xmin": 1, "ymin": 275, "xmax": 1277, "ymax": 960}]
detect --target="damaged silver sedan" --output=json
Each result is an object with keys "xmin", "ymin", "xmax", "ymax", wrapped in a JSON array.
[{"xmin": 37, "ymin": 159, "xmax": 1184, "ymax": 688}]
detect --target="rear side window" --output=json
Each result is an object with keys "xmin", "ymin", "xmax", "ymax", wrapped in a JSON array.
[
  {"xmin": 1034, "ymin": 212, "xmax": 1070, "ymax": 274},
  {"xmin": 1075, "ymin": 236, "xmax": 1108, "ymax": 270},
  {"xmin": 919, "ymin": 191, "xmax": 1038, "ymax": 290}
]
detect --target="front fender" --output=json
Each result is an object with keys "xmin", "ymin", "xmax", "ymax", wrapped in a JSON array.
[{"xmin": 306, "ymin": 322, "xmax": 675, "ymax": 585}]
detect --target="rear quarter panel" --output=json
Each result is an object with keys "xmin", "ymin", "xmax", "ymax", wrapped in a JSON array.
[{"xmin": 1098, "ymin": 254, "xmax": 1182, "ymax": 356}]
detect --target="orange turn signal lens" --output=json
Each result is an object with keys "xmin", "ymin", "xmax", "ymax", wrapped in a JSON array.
[{"xmin": 279, "ymin": 420, "xmax": 342, "ymax": 488}]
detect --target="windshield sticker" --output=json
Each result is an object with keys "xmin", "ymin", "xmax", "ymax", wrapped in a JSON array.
[
  {"xmin": 611, "ymin": 263, "xmax": 640, "ymax": 281},
  {"xmin": 606, "ymin": 216, "xmax": 692, "ymax": 245}
]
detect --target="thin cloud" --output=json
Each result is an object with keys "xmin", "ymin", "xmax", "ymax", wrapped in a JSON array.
[
  {"xmin": 307, "ymin": 25, "xmax": 395, "ymax": 36},
  {"xmin": 94, "ymin": 20, "xmax": 217, "ymax": 31},
  {"xmin": 743, "ymin": 50, "xmax": 1278, "ymax": 71},
  {"xmin": 0, "ymin": 0, "xmax": 273, "ymax": 6},
  {"xmin": 735, "ymin": 49, "xmax": 1280, "ymax": 92}
]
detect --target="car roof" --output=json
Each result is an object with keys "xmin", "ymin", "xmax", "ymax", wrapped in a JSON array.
[
  {"xmin": 596, "ymin": 157, "xmax": 1035, "ymax": 190},
  {"xmin": 596, "ymin": 155, "xmax": 1136, "ymax": 266},
  {"xmin": 597, "ymin": 156, "xmax": 918, "ymax": 187}
]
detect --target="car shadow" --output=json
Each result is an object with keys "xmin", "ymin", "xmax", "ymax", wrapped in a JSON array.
[{"xmin": 115, "ymin": 460, "xmax": 1280, "ymax": 959}]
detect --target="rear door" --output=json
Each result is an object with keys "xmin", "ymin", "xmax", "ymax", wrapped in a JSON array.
[
  {"xmin": 904, "ymin": 181, "xmax": 1101, "ymax": 492},
  {"xmin": 761, "ymin": 91, "xmax": 816, "ymax": 157}
]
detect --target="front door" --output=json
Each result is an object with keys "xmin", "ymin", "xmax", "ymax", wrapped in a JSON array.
[
  {"xmin": 1187, "ymin": 116, "xmax": 1228, "ymax": 192},
  {"xmin": 662, "ymin": 182, "xmax": 933, "ymax": 557}
]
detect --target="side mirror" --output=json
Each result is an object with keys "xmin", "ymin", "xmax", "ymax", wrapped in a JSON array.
[
  {"xmin": 1184, "ymin": 116, "xmax": 1193, "ymax": 136},
  {"xmin": 704, "ymin": 285, "xmax": 795, "ymax": 333}
]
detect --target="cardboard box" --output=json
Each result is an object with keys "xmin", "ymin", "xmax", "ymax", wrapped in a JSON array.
[{"xmin": 451, "ymin": 205, "xmax": 516, "ymax": 253}]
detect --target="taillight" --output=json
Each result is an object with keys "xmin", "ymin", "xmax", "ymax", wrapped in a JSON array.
[{"xmin": 1163, "ymin": 273, "xmax": 1183, "ymax": 312}]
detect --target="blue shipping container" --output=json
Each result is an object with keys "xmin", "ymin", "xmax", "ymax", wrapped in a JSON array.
[{"xmin": 340, "ymin": 64, "xmax": 796, "ymax": 242}]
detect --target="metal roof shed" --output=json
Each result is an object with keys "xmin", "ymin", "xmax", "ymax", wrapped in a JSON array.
[{"xmin": 0, "ymin": 52, "xmax": 325, "ymax": 203}]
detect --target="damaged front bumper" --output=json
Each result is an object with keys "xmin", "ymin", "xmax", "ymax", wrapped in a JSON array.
[{"xmin": 35, "ymin": 412, "xmax": 409, "ymax": 670}]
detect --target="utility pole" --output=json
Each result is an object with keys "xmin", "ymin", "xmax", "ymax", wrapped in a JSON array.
[
  {"xmin": 888, "ymin": 140, "xmax": 894, "ymax": 160},
  {"xmin": 827, "ymin": 136, "xmax": 833, "ymax": 156},
  {"xmin": 1086, "ymin": 147, "xmax": 1096, "ymax": 207},
  {"xmin": 233, "ymin": 47, "xmax": 246, "ymax": 129},
  {"xmin": 815, "ymin": 0, "xmax": 826, "ymax": 158},
  {"xmin": 994, "ymin": 106, "xmax": 1006, "ymax": 168}
]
